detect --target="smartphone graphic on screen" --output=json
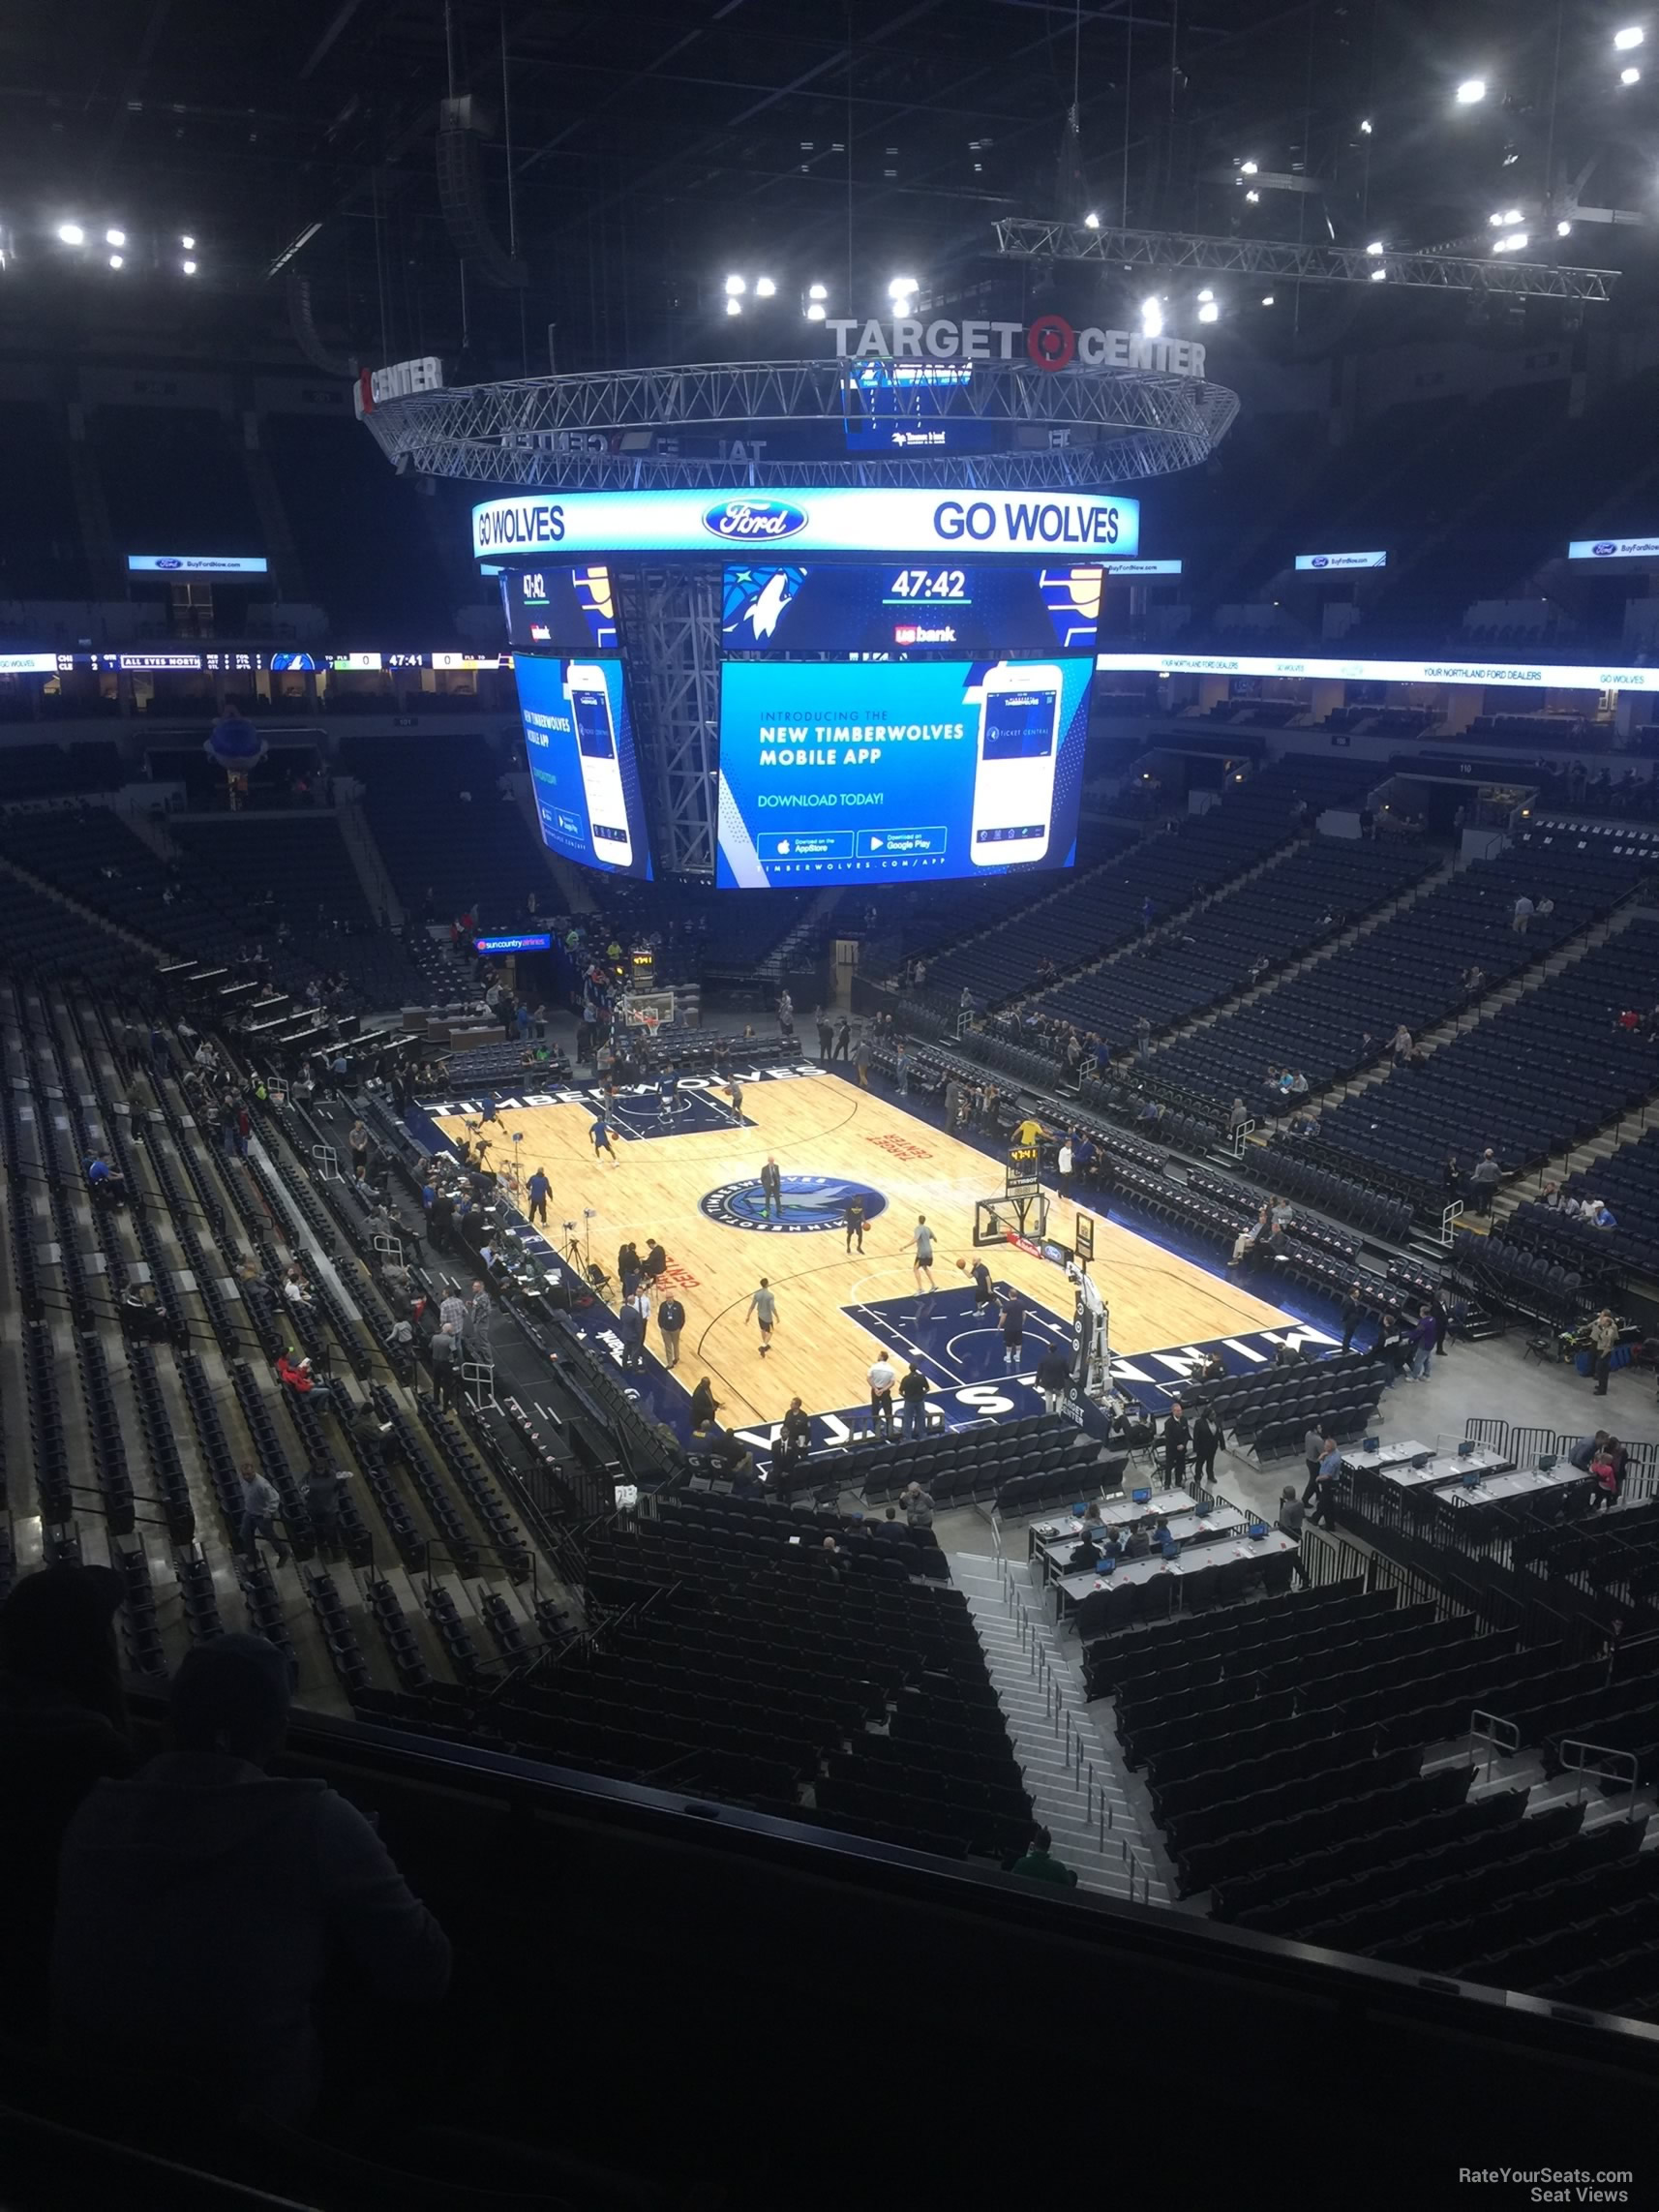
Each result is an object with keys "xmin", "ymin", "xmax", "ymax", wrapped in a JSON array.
[
  {"xmin": 970, "ymin": 661, "xmax": 1061, "ymax": 866},
  {"xmin": 564, "ymin": 662, "xmax": 632, "ymax": 869}
]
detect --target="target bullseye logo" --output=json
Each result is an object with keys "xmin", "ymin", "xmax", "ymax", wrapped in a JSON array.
[{"xmin": 1027, "ymin": 314, "xmax": 1077, "ymax": 372}]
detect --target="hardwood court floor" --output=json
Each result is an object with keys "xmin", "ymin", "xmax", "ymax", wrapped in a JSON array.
[{"xmin": 432, "ymin": 1075, "xmax": 1297, "ymax": 1429}]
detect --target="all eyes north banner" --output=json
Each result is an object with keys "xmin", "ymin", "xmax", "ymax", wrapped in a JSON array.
[
  {"xmin": 515, "ymin": 653, "xmax": 653, "ymax": 879},
  {"xmin": 715, "ymin": 656, "xmax": 1093, "ymax": 889}
]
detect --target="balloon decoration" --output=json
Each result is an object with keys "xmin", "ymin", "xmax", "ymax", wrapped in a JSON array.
[{"xmin": 204, "ymin": 709, "xmax": 265, "ymax": 809}]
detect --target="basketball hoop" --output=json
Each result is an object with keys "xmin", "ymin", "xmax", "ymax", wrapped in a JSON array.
[{"xmin": 637, "ymin": 1009, "xmax": 661, "ymax": 1037}]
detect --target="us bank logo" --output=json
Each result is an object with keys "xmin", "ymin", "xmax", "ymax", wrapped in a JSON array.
[{"xmin": 699, "ymin": 1173, "xmax": 888, "ymax": 1233}]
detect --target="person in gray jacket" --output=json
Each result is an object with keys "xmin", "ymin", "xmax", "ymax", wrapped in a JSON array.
[{"xmin": 52, "ymin": 1635, "xmax": 450, "ymax": 2126}]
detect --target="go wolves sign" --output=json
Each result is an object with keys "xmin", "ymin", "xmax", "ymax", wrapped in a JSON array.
[{"xmin": 827, "ymin": 314, "xmax": 1207, "ymax": 378}]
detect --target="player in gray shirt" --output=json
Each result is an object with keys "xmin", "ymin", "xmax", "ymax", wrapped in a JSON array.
[{"xmin": 746, "ymin": 1278, "xmax": 779, "ymax": 1356}]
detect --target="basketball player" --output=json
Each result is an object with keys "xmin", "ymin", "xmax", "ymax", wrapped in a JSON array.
[
  {"xmin": 844, "ymin": 1197, "xmax": 865, "ymax": 1253},
  {"xmin": 970, "ymin": 1257, "xmax": 995, "ymax": 1314},
  {"xmin": 588, "ymin": 1105, "xmax": 618, "ymax": 1165},
  {"xmin": 760, "ymin": 1156, "xmax": 783, "ymax": 1221},
  {"xmin": 726, "ymin": 1073, "xmax": 744, "ymax": 1118},
  {"xmin": 658, "ymin": 1063, "xmax": 679, "ymax": 1123},
  {"xmin": 908, "ymin": 1215, "xmax": 936, "ymax": 1290},
  {"xmin": 746, "ymin": 1277, "xmax": 779, "ymax": 1356}
]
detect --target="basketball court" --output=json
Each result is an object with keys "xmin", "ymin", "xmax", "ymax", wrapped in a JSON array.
[{"xmin": 426, "ymin": 1064, "xmax": 1313, "ymax": 1432}]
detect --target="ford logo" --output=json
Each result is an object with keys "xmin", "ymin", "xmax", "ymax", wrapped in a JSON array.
[
  {"xmin": 1311, "ymin": 555, "xmax": 1329, "ymax": 568},
  {"xmin": 1593, "ymin": 542, "xmax": 1617, "ymax": 557},
  {"xmin": 157, "ymin": 558, "xmax": 182, "ymax": 569},
  {"xmin": 702, "ymin": 497, "xmax": 808, "ymax": 542}
]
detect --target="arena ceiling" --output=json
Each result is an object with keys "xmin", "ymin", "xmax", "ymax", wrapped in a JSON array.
[{"xmin": 0, "ymin": 0, "xmax": 1653, "ymax": 372}]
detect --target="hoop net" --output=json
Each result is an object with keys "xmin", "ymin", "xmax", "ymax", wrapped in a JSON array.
[{"xmin": 618, "ymin": 987, "xmax": 675, "ymax": 1035}]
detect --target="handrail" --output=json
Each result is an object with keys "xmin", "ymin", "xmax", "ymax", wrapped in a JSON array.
[
  {"xmin": 1556, "ymin": 1737, "xmax": 1644, "ymax": 1814},
  {"xmin": 1468, "ymin": 1707, "xmax": 1521, "ymax": 1786}
]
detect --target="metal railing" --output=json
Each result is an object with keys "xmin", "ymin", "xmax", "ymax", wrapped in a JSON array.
[
  {"xmin": 1556, "ymin": 1737, "xmax": 1644, "ymax": 1813},
  {"xmin": 1468, "ymin": 1708, "xmax": 1522, "ymax": 1786},
  {"xmin": 1437, "ymin": 1197, "xmax": 1464, "ymax": 1249}
]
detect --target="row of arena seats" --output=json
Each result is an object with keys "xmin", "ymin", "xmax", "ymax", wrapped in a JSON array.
[
  {"xmin": 1137, "ymin": 846, "xmax": 1641, "ymax": 1125},
  {"xmin": 1018, "ymin": 834, "xmax": 1434, "ymax": 1050},
  {"xmin": 1315, "ymin": 921, "xmax": 1659, "ymax": 1204}
]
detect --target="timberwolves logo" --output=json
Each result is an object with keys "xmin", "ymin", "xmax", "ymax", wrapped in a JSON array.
[{"xmin": 699, "ymin": 1174, "xmax": 889, "ymax": 1234}]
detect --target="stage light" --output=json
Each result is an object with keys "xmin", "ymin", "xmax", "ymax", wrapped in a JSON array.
[
  {"xmin": 180, "ymin": 233, "xmax": 196, "ymax": 250},
  {"xmin": 1197, "ymin": 300, "xmax": 1219, "ymax": 323},
  {"xmin": 804, "ymin": 301, "xmax": 825, "ymax": 320},
  {"xmin": 1261, "ymin": 294, "xmax": 1275, "ymax": 305},
  {"xmin": 1556, "ymin": 219, "xmax": 1573, "ymax": 236},
  {"xmin": 1240, "ymin": 159, "xmax": 1258, "ymax": 175},
  {"xmin": 181, "ymin": 258, "xmax": 197, "ymax": 275},
  {"xmin": 807, "ymin": 281, "xmax": 829, "ymax": 299},
  {"xmin": 56, "ymin": 222, "xmax": 84, "ymax": 246},
  {"xmin": 1245, "ymin": 189, "xmax": 1260, "ymax": 203},
  {"xmin": 1622, "ymin": 65, "xmax": 1642, "ymax": 83},
  {"xmin": 107, "ymin": 253, "xmax": 123, "ymax": 269},
  {"xmin": 1615, "ymin": 26, "xmax": 1644, "ymax": 49},
  {"xmin": 1366, "ymin": 239, "xmax": 1384, "ymax": 255},
  {"xmin": 888, "ymin": 275, "xmax": 919, "ymax": 298},
  {"xmin": 1502, "ymin": 208, "xmax": 1522, "ymax": 225},
  {"xmin": 1083, "ymin": 209, "xmax": 1100, "ymax": 227},
  {"xmin": 1370, "ymin": 266, "xmax": 1387, "ymax": 281},
  {"xmin": 755, "ymin": 275, "xmax": 776, "ymax": 297},
  {"xmin": 105, "ymin": 227, "xmax": 125, "ymax": 248},
  {"xmin": 1197, "ymin": 288, "xmax": 1214, "ymax": 302},
  {"xmin": 725, "ymin": 296, "xmax": 742, "ymax": 316},
  {"xmin": 1140, "ymin": 295, "xmax": 1163, "ymax": 336},
  {"xmin": 1359, "ymin": 117, "xmax": 1373, "ymax": 134},
  {"xmin": 1456, "ymin": 77, "xmax": 1487, "ymax": 104},
  {"xmin": 724, "ymin": 273, "xmax": 745, "ymax": 296}
]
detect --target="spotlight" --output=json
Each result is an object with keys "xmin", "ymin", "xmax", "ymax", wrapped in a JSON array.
[
  {"xmin": 1614, "ymin": 26, "xmax": 1644, "ymax": 49},
  {"xmin": 807, "ymin": 281, "xmax": 829, "ymax": 299},
  {"xmin": 1140, "ymin": 295, "xmax": 1163, "ymax": 337},
  {"xmin": 1359, "ymin": 117, "xmax": 1373, "ymax": 134},
  {"xmin": 1261, "ymin": 294, "xmax": 1276, "ymax": 305},
  {"xmin": 755, "ymin": 276, "xmax": 776, "ymax": 297},
  {"xmin": 1621, "ymin": 65, "xmax": 1642, "ymax": 83},
  {"xmin": 1197, "ymin": 300, "xmax": 1219, "ymax": 323},
  {"xmin": 1197, "ymin": 288, "xmax": 1214, "ymax": 302},
  {"xmin": 888, "ymin": 275, "xmax": 919, "ymax": 298},
  {"xmin": 1083, "ymin": 209, "xmax": 1101, "ymax": 227},
  {"xmin": 105, "ymin": 227, "xmax": 125, "ymax": 248},
  {"xmin": 1456, "ymin": 78, "xmax": 1487, "ymax": 104},
  {"xmin": 1240, "ymin": 159, "xmax": 1258, "ymax": 175},
  {"xmin": 1245, "ymin": 189, "xmax": 1260, "ymax": 203},
  {"xmin": 725, "ymin": 296, "xmax": 742, "ymax": 317},
  {"xmin": 804, "ymin": 301, "xmax": 826, "ymax": 320},
  {"xmin": 180, "ymin": 233, "xmax": 196, "ymax": 250},
  {"xmin": 1556, "ymin": 219, "xmax": 1573, "ymax": 236},
  {"xmin": 1366, "ymin": 240, "xmax": 1384, "ymax": 255},
  {"xmin": 1503, "ymin": 208, "xmax": 1523, "ymax": 225},
  {"xmin": 724, "ymin": 274, "xmax": 745, "ymax": 296},
  {"xmin": 107, "ymin": 253, "xmax": 124, "ymax": 269},
  {"xmin": 56, "ymin": 222, "xmax": 84, "ymax": 246},
  {"xmin": 1370, "ymin": 266, "xmax": 1388, "ymax": 281},
  {"xmin": 181, "ymin": 258, "xmax": 197, "ymax": 275}
]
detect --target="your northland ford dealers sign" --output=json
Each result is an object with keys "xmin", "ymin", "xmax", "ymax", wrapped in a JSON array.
[{"xmin": 471, "ymin": 488, "xmax": 1141, "ymax": 560}]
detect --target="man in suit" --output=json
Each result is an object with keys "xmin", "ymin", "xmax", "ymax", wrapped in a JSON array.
[
  {"xmin": 1161, "ymin": 1402, "xmax": 1190, "ymax": 1489},
  {"xmin": 815, "ymin": 1011, "xmax": 833, "ymax": 1062},
  {"xmin": 760, "ymin": 1156, "xmax": 783, "ymax": 1221}
]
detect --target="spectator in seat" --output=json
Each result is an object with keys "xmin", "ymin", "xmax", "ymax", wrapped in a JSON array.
[
  {"xmin": 84, "ymin": 1153, "xmax": 126, "ymax": 1203},
  {"xmin": 1010, "ymin": 1826, "xmax": 1078, "ymax": 1889},
  {"xmin": 903, "ymin": 1480, "xmax": 934, "ymax": 1530},
  {"xmin": 306, "ymin": 1469, "xmax": 349, "ymax": 1559},
  {"xmin": 1389, "ymin": 1024, "xmax": 1413, "ymax": 1063},
  {"xmin": 0, "ymin": 1565, "xmax": 135, "ymax": 2033},
  {"xmin": 237, "ymin": 1467, "xmax": 289, "ymax": 1566},
  {"xmin": 1512, "ymin": 893, "xmax": 1534, "ymax": 933},
  {"xmin": 1468, "ymin": 1149, "xmax": 1502, "ymax": 1216},
  {"xmin": 51, "ymin": 1633, "xmax": 450, "ymax": 2128},
  {"xmin": 275, "ymin": 1351, "xmax": 336, "ymax": 1413}
]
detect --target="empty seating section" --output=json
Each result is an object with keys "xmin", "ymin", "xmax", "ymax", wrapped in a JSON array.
[
  {"xmin": 1192, "ymin": 1350, "xmax": 1388, "ymax": 1461},
  {"xmin": 1019, "ymin": 835, "xmax": 1433, "ymax": 1049},
  {"xmin": 1315, "ymin": 921, "xmax": 1659, "ymax": 1205},
  {"xmin": 912, "ymin": 761, "xmax": 1371, "ymax": 1010},
  {"xmin": 1140, "ymin": 847, "xmax": 1638, "ymax": 1126},
  {"xmin": 340, "ymin": 735, "xmax": 551, "ymax": 924},
  {"xmin": 826, "ymin": 1412, "xmax": 1107, "ymax": 1513},
  {"xmin": 0, "ymin": 870, "xmax": 143, "ymax": 988},
  {"xmin": 1506, "ymin": 1127, "xmax": 1659, "ymax": 1282},
  {"xmin": 0, "ymin": 402, "xmax": 91, "ymax": 600},
  {"xmin": 0, "ymin": 741, "xmax": 122, "ymax": 788},
  {"xmin": 261, "ymin": 412, "xmax": 467, "ymax": 635},
  {"xmin": 91, "ymin": 409, "xmax": 260, "ymax": 561},
  {"xmin": 1087, "ymin": 1575, "xmax": 1659, "ymax": 1954}
]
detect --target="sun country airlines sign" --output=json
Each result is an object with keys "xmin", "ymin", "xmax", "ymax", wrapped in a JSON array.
[{"xmin": 826, "ymin": 312, "xmax": 1207, "ymax": 378}]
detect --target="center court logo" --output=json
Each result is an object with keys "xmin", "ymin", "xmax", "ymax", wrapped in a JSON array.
[{"xmin": 699, "ymin": 1173, "xmax": 888, "ymax": 1233}]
